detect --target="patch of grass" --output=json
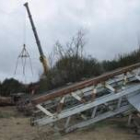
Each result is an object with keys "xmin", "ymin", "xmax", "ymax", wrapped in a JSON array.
[
  {"xmin": 93, "ymin": 119, "xmax": 128, "ymax": 129},
  {"xmin": 34, "ymin": 129, "xmax": 57, "ymax": 140},
  {"xmin": 93, "ymin": 120, "xmax": 114, "ymax": 128},
  {"xmin": 115, "ymin": 121, "xmax": 127, "ymax": 129},
  {"xmin": 80, "ymin": 120, "xmax": 110, "ymax": 132},
  {"xmin": 83, "ymin": 119, "xmax": 125, "ymax": 130},
  {"xmin": 0, "ymin": 112, "xmax": 13, "ymax": 118}
]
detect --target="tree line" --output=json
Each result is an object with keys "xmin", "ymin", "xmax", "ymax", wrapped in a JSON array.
[
  {"xmin": 1, "ymin": 30, "xmax": 140, "ymax": 96},
  {"xmin": 37, "ymin": 31, "xmax": 140, "ymax": 93},
  {"xmin": 0, "ymin": 78, "xmax": 26, "ymax": 97}
]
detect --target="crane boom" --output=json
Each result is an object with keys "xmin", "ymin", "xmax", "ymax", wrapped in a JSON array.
[{"xmin": 24, "ymin": 2, "xmax": 48, "ymax": 75}]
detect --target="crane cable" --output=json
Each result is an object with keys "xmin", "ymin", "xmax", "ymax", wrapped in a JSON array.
[
  {"xmin": 14, "ymin": 44, "xmax": 33, "ymax": 75},
  {"xmin": 14, "ymin": 11, "xmax": 33, "ymax": 80}
]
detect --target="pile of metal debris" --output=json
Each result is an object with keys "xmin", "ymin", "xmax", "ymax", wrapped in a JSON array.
[
  {"xmin": 15, "ymin": 62, "xmax": 140, "ymax": 133},
  {"xmin": 1, "ymin": 62, "xmax": 140, "ymax": 134}
]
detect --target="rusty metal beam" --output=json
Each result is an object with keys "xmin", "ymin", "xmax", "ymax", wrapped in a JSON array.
[
  {"xmin": 32, "ymin": 62, "xmax": 140, "ymax": 105},
  {"xmin": 0, "ymin": 96, "xmax": 14, "ymax": 106}
]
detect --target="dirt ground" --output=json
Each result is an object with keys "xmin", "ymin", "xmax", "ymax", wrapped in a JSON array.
[{"xmin": 0, "ymin": 106, "xmax": 139, "ymax": 140}]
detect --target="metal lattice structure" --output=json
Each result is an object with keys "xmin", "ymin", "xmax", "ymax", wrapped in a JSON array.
[{"xmin": 29, "ymin": 63, "xmax": 140, "ymax": 133}]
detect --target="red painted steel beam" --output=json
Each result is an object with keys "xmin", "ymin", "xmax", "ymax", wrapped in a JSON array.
[{"xmin": 32, "ymin": 62, "xmax": 140, "ymax": 105}]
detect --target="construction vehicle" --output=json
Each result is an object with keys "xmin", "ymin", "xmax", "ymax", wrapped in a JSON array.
[
  {"xmin": 24, "ymin": 2, "xmax": 49, "ymax": 75},
  {"xmin": 13, "ymin": 2, "xmax": 49, "ymax": 112}
]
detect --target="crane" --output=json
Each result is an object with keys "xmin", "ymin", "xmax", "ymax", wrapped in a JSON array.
[{"xmin": 24, "ymin": 2, "xmax": 48, "ymax": 75}]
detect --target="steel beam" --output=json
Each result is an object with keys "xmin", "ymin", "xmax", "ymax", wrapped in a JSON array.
[
  {"xmin": 65, "ymin": 105, "xmax": 132, "ymax": 133},
  {"xmin": 34, "ymin": 84, "xmax": 140, "ymax": 126},
  {"xmin": 31, "ymin": 63, "xmax": 140, "ymax": 105}
]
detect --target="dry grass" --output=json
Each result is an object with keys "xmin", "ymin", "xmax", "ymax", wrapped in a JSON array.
[{"xmin": 0, "ymin": 106, "xmax": 139, "ymax": 140}]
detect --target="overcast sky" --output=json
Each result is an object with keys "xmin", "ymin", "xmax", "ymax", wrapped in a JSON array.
[{"xmin": 0, "ymin": 0, "xmax": 140, "ymax": 83}]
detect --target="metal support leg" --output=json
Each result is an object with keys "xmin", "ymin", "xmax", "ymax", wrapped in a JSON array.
[
  {"xmin": 57, "ymin": 96, "xmax": 65, "ymax": 113},
  {"xmin": 91, "ymin": 106, "xmax": 98, "ymax": 118},
  {"xmin": 128, "ymin": 114, "xmax": 132, "ymax": 126},
  {"xmin": 122, "ymin": 73, "xmax": 128, "ymax": 90},
  {"xmin": 92, "ymin": 85, "xmax": 97, "ymax": 101},
  {"xmin": 64, "ymin": 116, "xmax": 71, "ymax": 129},
  {"xmin": 117, "ymin": 97, "xmax": 122, "ymax": 109}
]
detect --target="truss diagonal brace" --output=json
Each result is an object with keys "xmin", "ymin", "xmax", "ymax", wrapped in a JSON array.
[
  {"xmin": 36, "ymin": 104, "xmax": 53, "ymax": 117},
  {"xmin": 71, "ymin": 92, "xmax": 85, "ymax": 103},
  {"xmin": 104, "ymin": 83, "xmax": 116, "ymax": 92}
]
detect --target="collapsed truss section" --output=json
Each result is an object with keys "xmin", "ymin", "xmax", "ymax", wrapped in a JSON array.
[{"xmin": 30, "ymin": 63, "xmax": 140, "ymax": 132}]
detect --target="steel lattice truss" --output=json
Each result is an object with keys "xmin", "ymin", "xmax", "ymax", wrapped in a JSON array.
[{"xmin": 30, "ymin": 63, "xmax": 140, "ymax": 132}]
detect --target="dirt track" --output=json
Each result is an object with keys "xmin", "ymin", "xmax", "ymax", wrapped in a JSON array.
[{"xmin": 0, "ymin": 107, "xmax": 139, "ymax": 140}]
